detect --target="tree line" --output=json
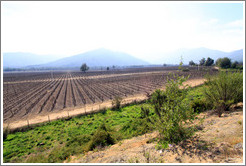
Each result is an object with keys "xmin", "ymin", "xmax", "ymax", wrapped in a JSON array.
[{"xmin": 189, "ymin": 57, "xmax": 242, "ymax": 69}]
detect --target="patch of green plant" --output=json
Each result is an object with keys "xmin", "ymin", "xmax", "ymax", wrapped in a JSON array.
[
  {"xmin": 3, "ymin": 103, "xmax": 154, "ymax": 163},
  {"xmin": 203, "ymin": 71, "xmax": 243, "ymax": 117},
  {"xmin": 143, "ymin": 74, "xmax": 197, "ymax": 145}
]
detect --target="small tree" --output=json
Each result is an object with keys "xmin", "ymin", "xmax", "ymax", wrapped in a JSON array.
[
  {"xmin": 199, "ymin": 58, "xmax": 205, "ymax": 66},
  {"xmin": 147, "ymin": 75, "xmax": 196, "ymax": 144},
  {"xmin": 189, "ymin": 60, "xmax": 195, "ymax": 66},
  {"xmin": 204, "ymin": 57, "xmax": 214, "ymax": 66},
  {"xmin": 106, "ymin": 67, "xmax": 109, "ymax": 71},
  {"xmin": 204, "ymin": 71, "xmax": 243, "ymax": 117},
  {"xmin": 80, "ymin": 63, "xmax": 89, "ymax": 72},
  {"xmin": 216, "ymin": 57, "xmax": 231, "ymax": 69},
  {"xmin": 231, "ymin": 61, "xmax": 239, "ymax": 68}
]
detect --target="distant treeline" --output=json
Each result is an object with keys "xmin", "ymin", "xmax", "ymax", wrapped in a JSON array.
[{"xmin": 3, "ymin": 64, "xmax": 177, "ymax": 72}]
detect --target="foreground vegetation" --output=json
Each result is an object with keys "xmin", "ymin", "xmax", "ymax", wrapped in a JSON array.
[{"xmin": 3, "ymin": 71, "xmax": 243, "ymax": 163}]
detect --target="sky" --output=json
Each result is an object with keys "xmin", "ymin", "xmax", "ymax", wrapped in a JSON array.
[{"xmin": 1, "ymin": 1, "xmax": 244, "ymax": 61}]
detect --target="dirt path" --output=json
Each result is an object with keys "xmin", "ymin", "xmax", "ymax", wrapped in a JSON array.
[
  {"xmin": 68, "ymin": 104, "xmax": 243, "ymax": 163},
  {"xmin": 3, "ymin": 78, "xmax": 206, "ymax": 130}
]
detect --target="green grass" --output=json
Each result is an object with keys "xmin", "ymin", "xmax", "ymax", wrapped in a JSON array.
[{"xmin": 3, "ymin": 103, "xmax": 155, "ymax": 163}]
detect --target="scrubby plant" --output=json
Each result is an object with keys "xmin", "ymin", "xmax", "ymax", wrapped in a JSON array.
[
  {"xmin": 190, "ymin": 98, "xmax": 210, "ymax": 113},
  {"xmin": 112, "ymin": 96, "xmax": 122, "ymax": 109},
  {"xmin": 145, "ymin": 75, "xmax": 196, "ymax": 145},
  {"xmin": 87, "ymin": 123, "xmax": 115, "ymax": 151},
  {"xmin": 203, "ymin": 71, "xmax": 243, "ymax": 117}
]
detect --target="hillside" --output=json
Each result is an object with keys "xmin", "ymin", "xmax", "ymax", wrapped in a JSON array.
[
  {"xmin": 153, "ymin": 48, "xmax": 243, "ymax": 65},
  {"xmin": 31, "ymin": 48, "xmax": 149, "ymax": 68}
]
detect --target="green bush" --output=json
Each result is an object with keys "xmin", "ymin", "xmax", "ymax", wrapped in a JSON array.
[
  {"xmin": 190, "ymin": 98, "xmax": 211, "ymax": 113},
  {"xmin": 87, "ymin": 123, "xmax": 115, "ymax": 151},
  {"xmin": 204, "ymin": 71, "xmax": 243, "ymax": 117},
  {"xmin": 148, "ymin": 75, "xmax": 196, "ymax": 144}
]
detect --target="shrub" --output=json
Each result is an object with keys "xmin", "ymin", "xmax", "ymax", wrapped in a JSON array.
[
  {"xmin": 148, "ymin": 75, "xmax": 196, "ymax": 144},
  {"xmin": 190, "ymin": 98, "xmax": 210, "ymax": 113},
  {"xmin": 112, "ymin": 96, "xmax": 122, "ymax": 109},
  {"xmin": 87, "ymin": 123, "xmax": 115, "ymax": 151},
  {"xmin": 204, "ymin": 71, "xmax": 243, "ymax": 117}
]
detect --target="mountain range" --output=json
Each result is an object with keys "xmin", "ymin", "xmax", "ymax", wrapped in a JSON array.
[
  {"xmin": 3, "ymin": 47, "xmax": 243, "ymax": 69},
  {"xmin": 152, "ymin": 47, "xmax": 243, "ymax": 65}
]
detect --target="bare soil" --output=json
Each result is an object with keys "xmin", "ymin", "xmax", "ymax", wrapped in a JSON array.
[{"xmin": 67, "ymin": 103, "xmax": 243, "ymax": 163}]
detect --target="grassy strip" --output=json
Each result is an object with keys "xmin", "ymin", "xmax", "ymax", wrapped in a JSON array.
[{"xmin": 3, "ymin": 102, "xmax": 155, "ymax": 163}]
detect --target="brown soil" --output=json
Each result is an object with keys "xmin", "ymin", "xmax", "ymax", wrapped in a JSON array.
[
  {"xmin": 3, "ymin": 78, "xmax": 205, "ymax": 130},
  {"xmin": 67, "ymin": 103, "xmax": 243, "ymax": 163}
]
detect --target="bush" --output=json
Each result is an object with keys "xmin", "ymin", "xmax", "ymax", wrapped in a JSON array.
[
  {"xmin": 148, "ymin": 75, "xmax": 196, "ymax": 144},
  {"xmin": 112, "ymin": 96, "xmax": 122, "ymax": 109},
  {"xmin": 87, "ymin": 123, "xmax": 115, "ymax": 151},
  {"xmin": 204, "ymin": 71, "xmax": 243, "ymax": 117},
  {"xmin": 190, "ymin": 98, "xmax": 210, "ymax": 113}
]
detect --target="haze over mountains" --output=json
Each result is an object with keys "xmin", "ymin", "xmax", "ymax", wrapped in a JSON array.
[
  {"xmin": 150, "ymin": 47, "xmax": 243, "ymax": 65},
  {"xmin": 3, "ymin": 47, "xmax": 243, "ymax": 69},
  {"xmin": 3, "ymin": 52, "xmax": 67, "ymax": 68}
]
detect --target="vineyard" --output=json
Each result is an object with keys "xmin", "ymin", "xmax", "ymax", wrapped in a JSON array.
[{"xmin": 3, "ymin": 66, "xmax": 217, "ymax": 123}]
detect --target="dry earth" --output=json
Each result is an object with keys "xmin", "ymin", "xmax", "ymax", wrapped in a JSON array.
[
  {"xmin": 4, "ymin": 78, "xmax": 205, "ymax": 130},
  {"xmin": 66, "ymin": 103, "xmax": 243, "ymax": 164}
]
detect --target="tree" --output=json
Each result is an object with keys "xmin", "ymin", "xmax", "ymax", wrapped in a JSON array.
[
  {"xmin": 231, "ymin": 61, "xmax": 239, "ymax": 68},
  {"xmin": 216, "ymin": 57, "xmax": 231, "ymax": 69},
  {"xmin": 189, "ymin": 60, "xmax": 195, "ymax": 66},
  {"xmin": 106, "ymin": 67, "xmax": 109, "ymax": 71},
  {"xmin": 199, "ymin": 58, "xmax": 205, "ymax": 66},
  {"xmin": 80, "ymin": 63, "xmax": 89, "ymax": 72},
  {"xmin": 204, "ymin": 57, "xmax": 214, "ymax": 66}
]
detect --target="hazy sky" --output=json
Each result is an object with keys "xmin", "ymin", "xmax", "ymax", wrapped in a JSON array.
[{"xmin": 2, "ymin": 1, "xmax": 244, "ymax": 61}]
